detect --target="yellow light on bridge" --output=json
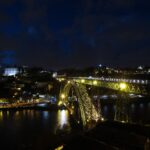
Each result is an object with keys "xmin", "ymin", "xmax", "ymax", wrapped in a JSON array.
[
  {"xmin": 101, "ymin": 117, "xmax": 105, "ymax": 121},
  {"xmin": 93, "ymin": 80, "xmax": 98, "ymax": 85},
  {"xmin": 61, "ymin": 94, "xmax": 65, "ymax": 99},
  {"xmin": 120, "ymin": 83, "xmax": 127, "ymax": 90},
  {"xmin": 55, "ymin": 145, "xmax": 64, "ymax": 150},
  {"xmin": 17, "ymin": 88, "xmax": 21, "ymax": 91},
  {"xmin": 58, "ymin": 78, "xmax": 65, "ymax": 82},
  {"xmin": 58, "ymin": 101, "xmax": 63, "ymax": 106},
  {"xmin": 81, "ymin": 79, "xmax": 85, "ymax": 83},
  {"xmin": 67, "ymin": 80, "xmax": 71, "ymax": 84}
]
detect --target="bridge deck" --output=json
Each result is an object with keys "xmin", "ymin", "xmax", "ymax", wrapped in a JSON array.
[{"xmin": 57, "ymin": 77, "xmax": 150, "ymax": 95}]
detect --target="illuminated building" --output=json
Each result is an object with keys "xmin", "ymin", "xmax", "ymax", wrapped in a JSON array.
[{"xmin": 4, "ymin": 68, "xmax": 19, "ymax": 76}]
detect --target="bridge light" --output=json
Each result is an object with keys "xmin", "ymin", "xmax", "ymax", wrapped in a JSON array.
[
  {"xmin": 93, "ymin": 80, "xmax": 98, "ymax": 85},
  {"xmin": 101, "ymin": 117, "xmax": 104, "ymax": 121},
  {"xmin": 60, "ymin": 78, "xmax": 64, "ymax": 81},
  {"xmin": 81, "ymin": 79, "xmax": 85, "ymax": 83},
  {"xmin": 67, "ymin": 80, "xmax": 71, "ymax": 84},
  {"xmin": 55, "ymin": 145, "xmax": 64, "ymax": 150},
  {"xmin": 121, "ymin": 120, "xmax": 125, "ymax": 123},
  {"xmin": 120, "ymin": 83, "xmax": 127, "ymax": 90},
  {"xmin": 58, "ymin": 101, "xmax": 63, "ymax": 106},
  {"xmin": 61, "ymin": 94, "xmax": 65, "ymax": 99}
]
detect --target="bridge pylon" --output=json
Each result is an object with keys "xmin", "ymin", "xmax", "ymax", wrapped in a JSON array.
[{"xmin": 114, "ymin": 92, "xmax": 129, "ymax": 123}]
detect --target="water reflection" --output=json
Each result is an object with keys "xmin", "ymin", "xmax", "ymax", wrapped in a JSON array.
[
  {"xmin": 43, "ymin": 111, "xmax": 49, "ymax": 120},
  {"xmin": 0, "ymin": 109, "xmax": 72, "ymax": 149},
  {"xmin": 14, "ymin": 111, "xmax": 20, "ymax": 120},
  {"xmin": 6, "ymin": 111, "xmax": 9, "ymax": 117},
  {"xmin": 140, "ymin": 103, "xmax": 144, "ymax": 108},
  {"xmin": 0, "ymin": 111, "xmax": 11, "ymax": 121},
  {"xmin": 0, "ymin": 101, "xmax": 148, "ymax": 137},
  {"xmin": 104, "ymin": 106, "xmax": 108, "ymax": 112},
  {"xmin": 57, "ymin": 110, "xmax": 70, "ymax": 129},
  {"xmin": 131, "ymin": 104, "xmax": 135, "ymax": 109},
  {"xmin": 55, "ymin": 110, "xmax": 71, "ymax": 134}
]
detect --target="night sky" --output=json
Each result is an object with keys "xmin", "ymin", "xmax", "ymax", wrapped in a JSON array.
[{"xmin": 0, "ymin": 0, "xmax": 150, "ymax": 69}]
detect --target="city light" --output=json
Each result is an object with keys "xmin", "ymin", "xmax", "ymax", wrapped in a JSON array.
[{"xmin": 17, "ymin": 88, "xmax": 21, "ymax": 91}]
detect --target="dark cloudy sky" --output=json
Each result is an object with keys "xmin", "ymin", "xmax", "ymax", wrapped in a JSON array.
[{"xmin": 0, "ymin": 0, "xmax": 150, "ymax": 69}]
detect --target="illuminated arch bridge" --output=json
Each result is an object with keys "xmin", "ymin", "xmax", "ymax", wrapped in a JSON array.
[
  {"xmin": 57, "ymin": 76, "xmax": 149, "ymax": 127},
  {"xmin": 58, "ymin": 81, "xmax": 101, "ymax": 128}
]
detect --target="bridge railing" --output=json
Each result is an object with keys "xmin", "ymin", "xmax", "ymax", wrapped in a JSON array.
[{"xmin": 72, "ymin": 77, "xmax": 149, "ymax": 85}]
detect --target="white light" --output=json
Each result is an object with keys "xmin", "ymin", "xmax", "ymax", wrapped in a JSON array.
[
  {"xmin": 52, "ymin": 72, "xmax": 57, "ymax": 78},
  {"xmin": 4, "ymin": 68, "xmax": 19, "ymax": 76},
  {"xmin": 101, "ymin": 117, "xmax": 104, "ymax": 121},
  {"xmin": 43, "ymin": 111, "xmax": 49, "ymax": 120},
  {"xmin": 121, "ymin": 121, "xmax": 125, "ymax": 123},
  {"xmin": 58, "ymin": 110, "xmax": 69, "ymax": 129},
  {"xmin": 88, "ymin": 76, "xmax": 92, "ymax": 79},
  {"xmin": 99, "ymin": 64, "xmax": 102, "ymax": 67},
  {"xmin": 138, "ymin": 66, "xmax": 143, "ymax": 70}
]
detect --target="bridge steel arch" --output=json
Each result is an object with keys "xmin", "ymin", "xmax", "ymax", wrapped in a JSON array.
[
  {"xmin": 59, "ymin": 81, "xmax": 101, "ymax": 127},
  {"xmin": 57, "ymin": 77, "xmax": 149, "ymax": 123}
]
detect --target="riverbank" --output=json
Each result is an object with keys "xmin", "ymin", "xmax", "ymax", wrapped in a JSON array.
[
  {"xmin": 0, "ymin": 103, "xmax": 58, "ymax": 111},
  {"xmin": 54, "ymin": 121, "xmax": 150, "ymax": 150}
]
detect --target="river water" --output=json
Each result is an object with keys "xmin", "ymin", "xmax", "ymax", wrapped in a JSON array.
[{"xmin": 0, "ymin": 100, "xmax": 149, "ymax": 150}]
